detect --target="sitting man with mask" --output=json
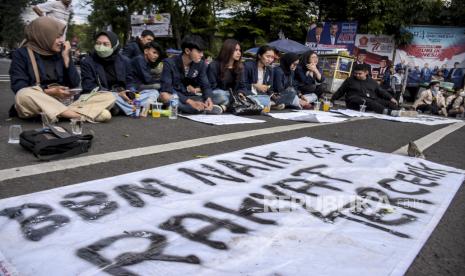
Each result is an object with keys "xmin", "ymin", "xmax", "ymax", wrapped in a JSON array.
[
  {"xmin": 331, "ymin": 64, "xmax": 412, "ymax": 116},
  {"xmin": 412, "ymin": 80, "xmax": 447, "ymax": 116}
]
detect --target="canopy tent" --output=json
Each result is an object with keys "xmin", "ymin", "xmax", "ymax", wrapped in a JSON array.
[
  {"xmin": 244, "ymin": 39, "xmax": 310, "ymax": 55},
  {"xmin": 268, "ymin": 38, "xmax": 310, "ymax": 54},
  {"xmin": 244, "ymin": 47, "xmax": 259, "ymax": 55}
]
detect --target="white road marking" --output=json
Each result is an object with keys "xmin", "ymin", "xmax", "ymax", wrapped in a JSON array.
[
  {"xmin": 0, "ymin": 119, "xmax": 361, "ymax": 181},
  {"xmin": 393, "ymin": 121, "xmax": 464, "ymax": 155}
]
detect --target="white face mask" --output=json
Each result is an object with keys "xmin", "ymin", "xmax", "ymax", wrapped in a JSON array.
[{"xmin": 460, "ymin": 91, "xmax": 465, "ymax": 97}]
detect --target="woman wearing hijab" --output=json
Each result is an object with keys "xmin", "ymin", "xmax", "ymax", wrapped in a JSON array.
[
  {"xmin": 81, "ymin": 31, "xmax": 158, "ymax": 116},
  {"xmin": 273, "ymin": 52, "xmax": 311, "ymax": 109},
  {"xmin": 9, "ymin": 17, "xmax": 114, "ymax": 122}
]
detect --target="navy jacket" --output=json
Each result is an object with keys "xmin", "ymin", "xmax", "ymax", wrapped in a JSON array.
[
  {"xmin": 9, "ymin": 47, "xmax": 80, "ymax": 94},
  {"xmin": 80, "ymin": 53, "xmax": 132, "ymax": 93},
  {"xmin": 130, "ymin": 55, "xmax": 160, "ymax": 89},
  {"xmin": 122, "ymin": 40, "xmax": 143, "ymax": 59},
  {"xmin": 207, "ymin": 60, "xmax": 246, "ymax": 93},
  {"xmin": 243, "ymin": 61, "xmax": 273, "ymax": 95},
  {"xmin": 273, "ymin": 67, "xmax": 300, "ymax": 94},
  {"xmin": 160, "ymin": 54, "xmax": 212, "ymax": 103},
  {"xmin": 295, "ymin": 64, "xmax": 324, "ymax": 86}
]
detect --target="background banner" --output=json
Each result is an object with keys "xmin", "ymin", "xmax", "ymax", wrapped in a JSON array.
[
  {"xmin": 395, "ymin": 26, "xmax": 465, "ymax": 68},
  {"xmin": 305, "ymin": 22, "xmax": 358, "ymax": 54},
  {"xmin": 354, "ymin": 34, "xmax": 396, "ymax": 66}
]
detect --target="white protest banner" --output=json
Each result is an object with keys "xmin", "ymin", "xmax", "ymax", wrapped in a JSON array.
[
  {"xmin": 179, "ymin": 114, "xmax": 266, "ymax": 125},
  {"xmin": 131, "ymin": 13, "xmax": 171, "ymax": 25},
  {"xmin": 334, "ymin": 109, "xmax": 462, "ymax": 125},
  {"xmin": 0, "ymin": 137, "xmax": 463, "ymax": 276},
  {"xmin": 267, "ymin": 111, "xmax": 349, "ymax": 123},
  {"xmin": 131, "ymin": 24, "xmax": 172, "ymax": 38}
]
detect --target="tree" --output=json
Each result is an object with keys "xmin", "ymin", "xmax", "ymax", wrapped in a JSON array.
[
  {"xmin": 0, "ymin": 0, "xmax": 45, "ymax": 48},
  {"xmin": 219, "ymin": 0, "xmax": 315, "ymax": 50},
  {"xmin": 85, "ymin": 0, "xmax": 148, "ymax": 44}
]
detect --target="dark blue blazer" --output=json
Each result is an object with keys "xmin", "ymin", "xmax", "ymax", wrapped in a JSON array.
[
  {"xmin": 9, "ymin": 47, "xmax": 80, "ymax": 93},
  {"xmin": 130, "ymin": 55, "xmax": 160, "ymax": 89},
  {"xmin": 160, "ymin": 54, "xmax": 212, "ymax": 104},
  {"xmin": 273, "ymin": 67, "xmax": 299, "ymax": 94},
  {"xmin": 80, "ymin": 53, "xmax": 132, "ymax": 93},
  {"xmin": 243, "ymin": 61, "xmax": 273, "ymax": 95},
  {"xmin": 295, "ymin": 64, "xmax": 324, "ymax": 86},
  {"xmin": 122, "ymin": 40, "xmax": 143, "ymax": 59},
  {"xmin": 207, "ymin": 60, "xmax": 246, "ymax": 93}
]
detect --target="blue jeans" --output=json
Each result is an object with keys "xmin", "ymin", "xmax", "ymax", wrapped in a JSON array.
[
  {"xmin": 113, "ymin": 89, "xmax": 159, "ymax": 116},
  {"xmin": 211, "ymin": 89, "xmax": 230, "ymax": 106},
  {"xmin": 248, "ymin": 95, "xmax": 270, "ymax": 107},
  {"xmin": 277, "ymin": 89, "xmax": 301, "ymax": 109}
]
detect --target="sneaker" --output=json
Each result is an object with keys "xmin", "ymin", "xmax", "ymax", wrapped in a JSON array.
[
  {"xmin": 390, "ymin": 110, "xmax": 417, "ymax": 117},
  {"xmin": 94, "ymin": 109, "xmax": 112, "ymax": 122},
  {"xmin": 271, "ymin": 103, "xmax": 285, "ymax": 110},
  {"xmin": 399, "ymin": 110, "xmax": 418, "ymax": 117},
  {"xmin": 207, "ymin": 105, "xmax": 223, "ymax": 115}
]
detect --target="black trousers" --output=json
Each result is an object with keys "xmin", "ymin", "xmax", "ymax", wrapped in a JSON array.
[{"xmin": 346, "ymin": 96, "xmax": 397, "ymax": 114}]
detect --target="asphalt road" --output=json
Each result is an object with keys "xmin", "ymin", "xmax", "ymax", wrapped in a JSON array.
[{"xmin": 0, "ymin": 58, "xmax": 464, "ymax": 275}]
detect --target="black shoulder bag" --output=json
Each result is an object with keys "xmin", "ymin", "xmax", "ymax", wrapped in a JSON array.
[
  {"xmin": 20, "ymin": 125, "xmax": 93, "ymax": 161},
  {"xmin": 229, "ymin": 89, "xmax": 263, "ymax": 115}
]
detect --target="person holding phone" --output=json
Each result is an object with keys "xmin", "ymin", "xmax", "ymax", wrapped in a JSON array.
[
  {"xmin": 81, "ymin": 30, "xmax": 157, "ymax": 116},
  {"xmin": 9, "ymin": 17, "xmax": 115, "ymax": 122}
]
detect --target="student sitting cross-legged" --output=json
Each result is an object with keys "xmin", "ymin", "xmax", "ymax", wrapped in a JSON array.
[
  {"xmin": 207, "ymin": 39, "xmax": 247, "ymax": 112},
  {"xmin": 273, "ymin": 52, "xmax": 312, "ymax": 109},
  {"xmin": 130, "ymin": 41, "xmax": 165, "ymax": 100},
  {"xmin": 80, "ymin": 30, "xmax": 157, "ymax": 116},
  {"xmin": 159, "ymin": 35, "xmax": 222, "ymax": 114},
  {"xmin": 9, "ymin": 17, "xmax": 115, "ymax": 123},
  {"xmin": 242, "ymin": 45, "xmax": 283, "ymax": 110}
]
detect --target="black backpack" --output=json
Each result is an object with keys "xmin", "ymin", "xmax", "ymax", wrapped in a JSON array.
[{"xmin": 20, "ymin": 125, "xmax": 93, "ymax": 161}]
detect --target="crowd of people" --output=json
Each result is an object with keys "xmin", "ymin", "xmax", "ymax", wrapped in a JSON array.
[
  {"xmin": 7, "ymin": 16, "xmax": 465, "ymax": 124},
  {"xmin": 352, "ymin": 50, "xmax": 465, "ymax": 117}
]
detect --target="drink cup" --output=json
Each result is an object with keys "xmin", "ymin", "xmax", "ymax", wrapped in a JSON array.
[
  {"xmin": 152, "ymin": 102, "xmax": 162, "ymax": 118},
  {"xmin": 70, "ymin": 118, "xmax": 83, "ymax": 135},
  {"xmin": 323, "ymin": 101, "xmax": 330, "ymax": 112},
  {"xmin": 8, "ymin": 125, "xmax": 22, "ymax": 144}
]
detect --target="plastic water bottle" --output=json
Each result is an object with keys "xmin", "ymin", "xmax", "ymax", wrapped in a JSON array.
[
  {"xmin": 169, "ymin": 93, "xmax": 179, "ymax": 119},
  {"xmin": 133, "ymin": 93, "xmax": 141, "ymax": 118}
]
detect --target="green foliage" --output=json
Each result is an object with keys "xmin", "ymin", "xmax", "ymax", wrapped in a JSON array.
[{"xmin": 5, "ymin": 0, "xmax": 463, "ymax": 53}]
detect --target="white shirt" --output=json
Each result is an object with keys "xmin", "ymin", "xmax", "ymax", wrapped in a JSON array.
[
  {"xmin": 37, "ymin": 1, "xmax": 71, "ymax": 25},
  {"xmin": 252, "ymin": 67, "xmax": 265, "ymax": 95},
  {"xmin": 331, "ymin": 36, "xmax": 336, "ymax": 45}
]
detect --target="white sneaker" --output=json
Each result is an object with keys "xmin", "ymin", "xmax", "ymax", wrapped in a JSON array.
[
  {"xmin": 94, "ymin": 109, "xmax": 112, "ymax": 122},
  {"xmin": 207, "ymin": 105, "xmax": 223, "ymax": 115},
  {"xmin": 391, "ymin": 110, "xmax": 418, "ymax": 117}
]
